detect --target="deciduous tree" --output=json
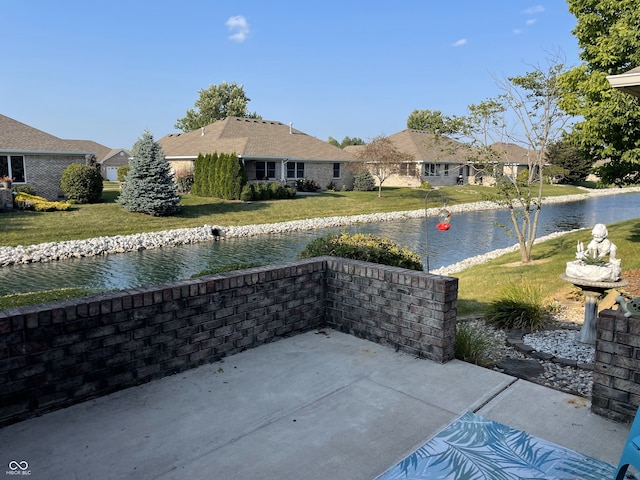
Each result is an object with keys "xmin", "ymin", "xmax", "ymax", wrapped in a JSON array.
[
  {"xmin": 175, "ymin": 82, "xmax": 261, "ymax": 132},
  {"xmin": 558, "ymin": 0, "xmax": 640, "ymax": 185},
  {"xmin": 355, "ymin": 135, "xmax": 412, "ymax": 198},
  {"xmin": 448, "ymin": 57, "xmax": 571, "ymax": 263}
]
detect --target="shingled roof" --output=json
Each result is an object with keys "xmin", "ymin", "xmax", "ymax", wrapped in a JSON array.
[
  {"xmin": 384, "ymin": 129, "xmax": 468, "ymax": 162},
  {"xmin": 0, "ymin": 114, "xmax": 94, "ymax": 154},
  {"xmin": 158, "ymin": 117, "xmax": 357, "ymax": 161}
]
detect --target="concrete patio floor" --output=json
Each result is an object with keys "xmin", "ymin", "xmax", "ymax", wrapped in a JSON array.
[{"xmin": 0, "ymin": 329, "xmax": 630, "ymax": 479}]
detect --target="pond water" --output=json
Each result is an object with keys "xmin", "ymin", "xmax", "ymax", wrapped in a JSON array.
[{"xmin": 1, "ymin": 193, "xmax": 639, "ymax": 296}]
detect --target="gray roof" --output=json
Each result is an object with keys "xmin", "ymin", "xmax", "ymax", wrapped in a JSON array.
[
  {"xmin": 0, "ymin": 114, "xmax": 96, "ymax": 154},
  {"xmin": 384, "ymin": 129, "xmax": 469, "ymax": 162},
  {"xmin": 158, "ymin": 117, "xmax": 357, "ymax": 162}
]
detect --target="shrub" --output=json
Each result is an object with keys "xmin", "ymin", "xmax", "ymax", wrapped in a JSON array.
[
  {"xmin": 353, "ymin": 170, "xmax": 376, "ymax": 191},
  {"xmin": 298, "ymin": 232, "xmax": 423, "ymax": 270},
  {"xmin": 419, "ymin": 181, "xmax": 431, "ymax": 190},
  {"xmin": 117, "ymin": 165, "xmax": 130, "ymax": 182},
  {"xmin": 296, "ymin": 178, "xmax": 320, "ymax": 192},
  {"xmin": 175, "ymin": 171, "xmax": 194, "ymax": 194},
  {"xmin": 455, "ymin": 321, "xmax": 501, "ymax": 367},
  {"xmin": 240, "ymin": 182, "xmax": 295, "ymax": 201},
  {"xmin": 484, "ymin": 279, "xmax": 551, "ymax": 331},
  {"xmin": 14, "ymin": 192, "xmax": 71, "ymax": 211},
  {"xmin": 60, "ymin": 163, "xmax": 103, "ymax": 203}
]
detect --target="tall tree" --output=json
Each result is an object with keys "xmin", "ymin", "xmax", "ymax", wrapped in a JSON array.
[
  {"xmin": 355, "ymin": 135, "xmax": 412, "ymax": 198},
  {"xmin": 558, "ymin": 0, "xmax": 640, "ymax": 185},
  {"xmin": 449, "ymin": 58, "xmax": 571, "ymax": 263},
  {"xmin": 406, "ymin": 109, "xmax": 459, "ymax": 135},
  {"xmin": 175, "ymin": 82, "xmax": 261, "ymax": 132},
  {"xmin": 117, "ymin": 131, "xmax": 180, "ymax": 216},
  {"xmin": 545, "ymin": 138, "xmax": 593, "ymax": 183}
]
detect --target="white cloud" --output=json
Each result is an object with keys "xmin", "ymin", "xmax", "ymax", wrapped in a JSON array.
[
  {"xmin": 513, "ymin": 29, "xmax": 523, "ymax": 35},
  {"xmin": 526, "ymin": 18, "xmax": 537, "ymax": 26},
  {"xmin": 522, "ymin": 5, "xmax": 544, "ymax": 15},
  {"xmin": 226, "ymin": 15, "xmax": 250, "ymax": 42},
  {"xmin": 451, "ymin": 38, "xmax": 467, "ymax": 47}
]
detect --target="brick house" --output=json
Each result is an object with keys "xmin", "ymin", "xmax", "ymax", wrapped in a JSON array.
[
  {"xmin": 346, "ymin": 130, "xmax": 535, "ymax": 187},
  {"xmin": 158, "ymin": 117, "xmax": 358, "ymax": 190},
  {"xmin": 0, "ymin": 114, "xmax": 120, "ymax": 200}
]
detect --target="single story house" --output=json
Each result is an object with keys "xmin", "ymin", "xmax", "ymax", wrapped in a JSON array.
[
  {"xmin": 158, "ymin": 117, "xmax": 358, "ymax": 190},
  {"xmin": 68, "ymin": 140, "xmax": 130, "ymax": 181},
  {"xmin": 0, "ymin": 114, "xmax": 122, "ymax": 200},
  {"xmin": 346, "ymin": 130, "xmax": 536, "ymax": 187}
]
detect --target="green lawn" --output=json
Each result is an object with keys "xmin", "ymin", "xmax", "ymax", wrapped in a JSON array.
[
  {"xmin": 0, "ymin": 182, "xmax": 630, "ymax": 310},
  {"xmin": 0, "ymin": 183, "xmax": 586, "ymax": 247},
  {"xmin": 454, "ymin": 218, "xmax": 640, "ymax": 315}
]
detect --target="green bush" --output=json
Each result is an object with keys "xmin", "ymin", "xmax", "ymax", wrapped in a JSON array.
[
  {"xmin": 117, "ymin": 165, "xmax": 130, "ymax": 182},
  {"xmin": 296, "ymin": 178, "xmax": 320, "ymax": 192},
  {"xmin": 455, "ymin": 321, "xmax": 500, "ymax": 367},
  {"xmin": 419, "ymin": 181, "xmax": 431, "ymax": 190},
  {"xmin": 175, "ymin": 172, "xmax": 194, "ymax": 194},
  {"xmin": 240, "ymin": 182, "xmax": 296, "ymax": 201},
  {"xmin": 60, "ymin": 163, "xmax": 103, "ymax": 203},
  {"xmin": 484, "ymin": 279, "xmax": 550, "ymax": 331},
  {"xmin": 298, "ymin": 232, "xmax": 423, "ymax": 270},
  {"xmin": 353, "ymin": 170, "xmax": 376, "ymax": 191}
]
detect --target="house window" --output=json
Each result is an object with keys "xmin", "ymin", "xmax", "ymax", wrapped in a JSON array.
[
  {"xmin": 333, "ymin": 163, "xmax": 340, "ymax": 178},
  {"xmin": 0, "ymin": 155, "xmax": 25, "ymax": 182},
  {"xmin": 287, "ymin": 162, "xmax": 305, "ymax": 179},
  {"xmin": 444, "ymin": 164, "xmax": 449, "ymax": 176},
  {"xmin": 255, "ymin": 161, "xmax": 275, "ymax": 180},
  {"xmin": 404, "ymin": 163, "xmax": 417, "ymax": 177},
  {"xmin": 425, "ymin": 163, "xmax": 437, "ymax": 177}
]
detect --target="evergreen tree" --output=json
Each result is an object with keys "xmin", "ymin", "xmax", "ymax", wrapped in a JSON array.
[
  {"xmin": 117, "ymin": 131, "xmax": 180, "ymax": 216},
  {"xmin": 208, "ymin": 152, "xmax": 219, "ymax": 196},
  {"xmin": 191, "ymin": 153, "xmax": 205, "ymax": 196}
]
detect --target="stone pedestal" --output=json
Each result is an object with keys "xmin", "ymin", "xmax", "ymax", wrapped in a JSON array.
[{"xmin": 560, "ymin": 274, "xmax": 628, "ymax": 344}]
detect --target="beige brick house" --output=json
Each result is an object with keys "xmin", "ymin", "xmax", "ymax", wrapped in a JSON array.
[
  {"xmin": 158, "ymin": 117, "xmax": 358, "ymax": 190},
  {"xmin": 346, "ymin": 130, "xmax": 535, "ymax": 187},
  {"xmin": 0, "ymin": 114, "xmax": 120, "ymax": 200}
]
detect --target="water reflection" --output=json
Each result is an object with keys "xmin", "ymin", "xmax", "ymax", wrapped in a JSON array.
[{"xmin": 1, "ymin": 193, "xmax": 639, "ymax": 296}]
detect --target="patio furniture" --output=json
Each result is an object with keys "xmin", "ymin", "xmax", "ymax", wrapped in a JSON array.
[{"xmin": 614, "ymin": 406, "xmax": 640, "ymax": 479}]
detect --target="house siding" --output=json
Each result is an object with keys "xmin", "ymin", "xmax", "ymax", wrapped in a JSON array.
[{"xmin": 24, "ymin": 154, "xmax": 87, "ymax": 200}]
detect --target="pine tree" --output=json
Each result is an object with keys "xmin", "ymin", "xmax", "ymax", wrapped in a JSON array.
[{"xmin": 117, "ymin": 130, "xmax": 180, "ymax": 216}]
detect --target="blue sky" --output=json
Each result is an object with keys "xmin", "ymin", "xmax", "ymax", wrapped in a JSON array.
[{"xmin": 1, "ymin": 1, "xmax": 580, "ymax": 149}]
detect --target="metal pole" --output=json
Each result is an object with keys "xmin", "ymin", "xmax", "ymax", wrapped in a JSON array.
[{"xmin": 424, "ymin": 190, "xmax": 446, "ymax": 273}]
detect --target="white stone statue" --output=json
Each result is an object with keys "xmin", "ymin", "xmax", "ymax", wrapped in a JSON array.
[{"xmin": 566, "ymin": 224, "xmax": 621, "ymax": 282}]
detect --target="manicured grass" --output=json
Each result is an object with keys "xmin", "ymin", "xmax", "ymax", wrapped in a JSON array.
[
  {"xmin": 454, "ymin": 218, "xmax": 640, "ymax": 316},
  {"xmin": 0, "ymin": 183, "xmax": 585, "ymax": 247},
  {"xmin": 0, "ymin": 182, "xmax": 626, "ymax": 310}
]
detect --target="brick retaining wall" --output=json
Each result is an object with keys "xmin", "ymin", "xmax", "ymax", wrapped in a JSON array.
[
  {"xmin": 0, "ymin": 257, "xmax": 457, "ymax": 427},
  {"xmin": 593, "ymin": 308, "xmax": 640, "ymax": 423}
]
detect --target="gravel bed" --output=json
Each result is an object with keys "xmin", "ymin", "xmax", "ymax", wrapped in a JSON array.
[{"xmin": 466, "ymin": 311, "xmax": 595, "ymax": 398}]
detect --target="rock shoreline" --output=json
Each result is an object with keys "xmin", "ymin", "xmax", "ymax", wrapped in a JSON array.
[{"xmin": 1, "ymin": 187, "xmax": 638, "ymax": 268}]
